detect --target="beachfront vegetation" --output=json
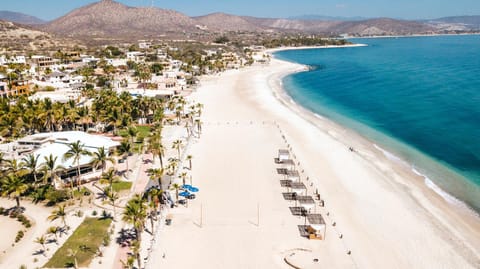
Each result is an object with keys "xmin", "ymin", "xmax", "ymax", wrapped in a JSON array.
[
  {"xmin": 44, "ymin": 217, "xmax": 112, "ymax": 268},
  {"xmin": 111, "ymin": 181, "xmax": 132, "ymax": 192},
  {"xmin": 261, "ymin": 35, "xmax": 351, "ymax": 48},
  {"xmin": 122, "ymin": 194, "xmax": 147, "ymax": 269}
]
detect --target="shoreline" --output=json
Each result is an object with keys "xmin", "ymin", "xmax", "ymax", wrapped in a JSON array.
[
  {"xmin": 264, "ymin": 57, "xmax": 480, "ymax": 265},
  {"xmin": 346, "ymin": 32, "xmax": 480, "ymax": 39},
  {"xmin": 150, "ymin": 52, "xmax": 480, "ymax": 268},
  {"xmin": 266, "ymin": 43, "xmax": 368, "ymax": 54},
  {"xmin": 267, "ymin": 45, "xmax": 480, "ymax": 217}
]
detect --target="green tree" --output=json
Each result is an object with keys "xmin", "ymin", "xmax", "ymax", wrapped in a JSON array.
[
  {"xmin": 105, "ymin": 189, "xmax": 119, "ymax": 220},
  {"xmin": 47, "ymin": 204, "xmax": 67, "ymax": 227},
  {"xmin": 22, "ymin": 153, "xmax": 40, "ymax": 186},
  {"xmin": 99, "ymin": 168, "xmax": 119, "ymax": 194},
  {"xmin": 41, "ymin": 154, "xmax": 63, "ymax": 187},
  {"xmin": 171, "ymin": 183, "xmax": 181, "ymax": 203},
  {"xmin": 122, "ymin": 194, "xmax": 147, "ymax": 267},
  {"xmin": 34, "ymin": 235, "xmax": 47, "ymax": 255},
  {"xmin": 186, "ymin": 155, "xmax": 193, "ymax": 170},
  {"xmin": 172, "ymin": 139, "xmax": 183, "ymax": 159},
  {"xmin": 63, "ymin": 141, "xmax": 91, "ymax": 192},
  {"xmin": 117, "ymin": 140, "xmax": 132, "ymax": 174},
  {"xmin": 91, "ymin": 147, "xmax": 115, "ymax": 174},
  {"xmin": 0, "ymin": 174, "xmax": 28, "ymax": 208}
]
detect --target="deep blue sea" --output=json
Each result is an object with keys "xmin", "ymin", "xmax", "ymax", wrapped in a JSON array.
[{"xmin": 275, "ymin": 35, "xmax": 480, "ymax": 213}]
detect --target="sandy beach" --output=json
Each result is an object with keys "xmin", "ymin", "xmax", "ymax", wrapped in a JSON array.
[{"xmin": 146, "ymin": 55, "xmax": 480, "ymax": 269}]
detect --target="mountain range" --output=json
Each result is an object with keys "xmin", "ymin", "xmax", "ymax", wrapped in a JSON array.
[
  {"xmin": 0, "ymin": 0, "xmax": 479, "ymax": 41},
  {"xmin": 0, "ymin": 10, "xmax": 45, "ymax": 25}
]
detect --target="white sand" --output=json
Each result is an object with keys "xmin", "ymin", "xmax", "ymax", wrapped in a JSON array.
[{"xmin": 147, "ymin": 57, "xmax": 480, "ymax": 269}]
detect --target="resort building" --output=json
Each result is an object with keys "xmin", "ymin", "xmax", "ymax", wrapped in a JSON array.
[{"xmin": 0, "ymin": 131, "xmax": 120, "ymax": 186}]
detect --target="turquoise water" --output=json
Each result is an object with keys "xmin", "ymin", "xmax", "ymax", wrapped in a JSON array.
[{"xmin": 275, "ymin": 35, "xmax": 480, "ymax": 213}]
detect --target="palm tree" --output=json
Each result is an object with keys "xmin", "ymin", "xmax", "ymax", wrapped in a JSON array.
[
  {"xmin": 186, "ymin": 155, "xmax": 193, "ymax": 170},
  {"xmin": 91, "ymin": 147, "xmax": 115, "ymax": 174},
  {"xmin": 117, "ymin": 140, "xmax": 132, "ymax": 174},
  {"xmin": 147, "ymin": 168, "xmax": 164, "ymax": 189},
  {"xmin": 0, "ymin": 174, "xmax": 28, "ymax": 208},
  {"xmin": 180, "ymin": 172, "xmax": 188, "ymax": 186},
  {"xmin": 122, "ymin": 195, "xmax": 147, "ymax": 262},
  {"xmin": 106, "ymin": 189, "xmax": 119, "ymax": 220},
  {"xmin": 47, "ymin": 226, "xmax": 59, "ymax": 244},
  {"xmin": 99, "ymin": 168, "xmax": 119, "ymax": 193},
  {"xmin": 63, "ymin": 141, "xmax": 91, "ymax": 191},
  {"xmin": 126, "ymin": 126, "xmax": 138, "ymax": 145},
  {"xmin": 131, "ymin": 239, "xmax": 142, "ymax": 269},
  {"xmin": 148, "ymin": 137, "xmax": 165, "ymax": 169},
  {"xmin": 41, "ymin": 154, "xmax": 63, "ymax": 188},
  {"xmin": 171, "ymin": 183, "xmax": 181, "ymax": 203},
  {"xmin": 172, "ymin": 139, "xmax": 183, "ymax": 159},
  {"xmin": 195, "ymin": 103, "xmax": 204, "ymax": 117},
  {"xmin": 34, "ymin": 235, "xmax": 47, "ymax": 255},
  {"xmin": 195, "ymin": 118, "xmax": 202, "ymax": 135},
  {"xmin": 47, "ymin": 204, "xmax": 67, "ymax": 227},
  {"xmin": 22, "ymin": 154, "xmax": 40, "ymax": 186},
  {"xmin": 167, "ymin": 158, "xmax": 179, "ymax": 176},
  {"xmin": 4, "ymin": 159, "xmax": 28, "ymax": 178}
]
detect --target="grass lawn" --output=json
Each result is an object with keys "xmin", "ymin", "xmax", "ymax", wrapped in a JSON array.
[
  {"xmin": 44, "ymin": 217, "xmax": 112, "ymax": 268},
  {"xmin": 112, "ymin": 181, "xmax": 133, "ymax": 192},
  {"xmin": 118, "ymin": 125, "xmax": 151, "ymax": 152}
]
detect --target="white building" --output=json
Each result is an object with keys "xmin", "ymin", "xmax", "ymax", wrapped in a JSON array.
[
  {"xmin": 0, "ymin": 55, "xmax": 27, "ymax": 65},
  {"xmin": 1, "ymin": 131, "xmax": 120, "ymax": 187},
  {"xmin": 106, "ymin": 58, "xmax": 127, "ymax": 67},
  {"xmin": 139, "ymin": 41, "xmax": 152, "ymax": 49},
  {"xmin": 126, "ymin": 51, "xmax": 145, "ymax": 62}
]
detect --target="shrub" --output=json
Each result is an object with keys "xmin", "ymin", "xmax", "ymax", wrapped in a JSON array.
[
  {"xmin": 0, "ymin": 207, "xmax": 5, "ymax": 215},
  {"xmin": 92, "ymin": 210, "xmax": 97, "ymax": 216},
  {"xmin": 15, "ymin": 230, "xmax": 24, "ymax": 242},
  {"xmin": 102, "ymin": 234, "xmax": 110, "ymax": 246},
  {"xmin": 45, "ymin": 189, "xmax": 69, "ymax": 204},
  {"xmin": 16, "ymin": 214, "xmax": 32, "ymax": 228}
]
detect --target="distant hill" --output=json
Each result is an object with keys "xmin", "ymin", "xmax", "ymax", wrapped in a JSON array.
[
  {"xmin": 0, "ymin": 10, "xmax": 45, "ymax": 25},
  {"xmin": 288, "ymin": 14, "xmax": 368, "ymax": 21},
  {"xmin": 193, "ymin": 13, "xmax": 263, "ymax": 32},
  {"xmin": 429, "ymin": 15, "xmax": 480, "ymax": 29},
  {"xmin": 34, "ymin": 0, "xmax": 462, "ymax": 40},
  {"xmin": 242, "ymin": 17, "xmax": 433, "ymax": 35},
  {"xmin": 41, "ymin": 0, "xmax": 200, "ymax": 38}
]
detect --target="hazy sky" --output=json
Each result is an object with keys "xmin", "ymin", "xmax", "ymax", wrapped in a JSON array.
[{"xmin": 3, "ymin": 0, "xmax": 480, "ymax": 21}]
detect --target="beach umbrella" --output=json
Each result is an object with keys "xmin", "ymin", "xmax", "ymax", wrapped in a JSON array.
[
  {"xmin": 182, "ymin": 184, "xmax": 193, "ymax": 189},
  {"xmin": 179, "ymin": 191, "xmax": 191, "ymax": 197},
  {"xmin": 188, "ymin": 187, "xmax": 199, "ymax": 192}
]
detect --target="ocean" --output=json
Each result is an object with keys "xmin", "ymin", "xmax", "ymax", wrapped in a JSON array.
[{"xmin": 274, "ymin": 35, "xmax": 480, "ymax": 213}]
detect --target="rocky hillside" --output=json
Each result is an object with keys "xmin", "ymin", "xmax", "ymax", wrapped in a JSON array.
[
  {"xmin": 35, "ymin": 0, "xmax": 452, "ymax": 39},
  {"xmin": 0, "ymin": 20, "xmax": 82, "ymax": 53},
  {"xmin": 428, "ymin": 15, "xmax": 480, "ymax": 30},
  {"xmin": 41, "ymin": 0, "xmax": 200, "ymax": 38},
  {"xmin": 0, "ymin": 10, "xmax": 45, "ymax": 25},
  {"xmin": 242, "ymin": 17, "xmax": 434, "ymax": 35},
  {"xmin": 193, "ymin": 13, "xmax": 264, "ymax": 32}
]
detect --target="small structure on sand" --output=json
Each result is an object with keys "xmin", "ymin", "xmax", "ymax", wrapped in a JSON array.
[
  {"xmin": 306, "ymin": 214, "xmax": 326, "ymax": 240},
  {"xmin": 286, "ymin": 170, "xmax": 300, "ymax": 182},
  {"xmin": 278, "ymin": 149, "xmax": 290, "ymax": 162},
  {"xmin": 291, "ymin": 182, "xmax": 307, "ymax": 195},
  {"xmin": 297, "ymin": 195, "xmax": 315, "ymax": 211}
]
